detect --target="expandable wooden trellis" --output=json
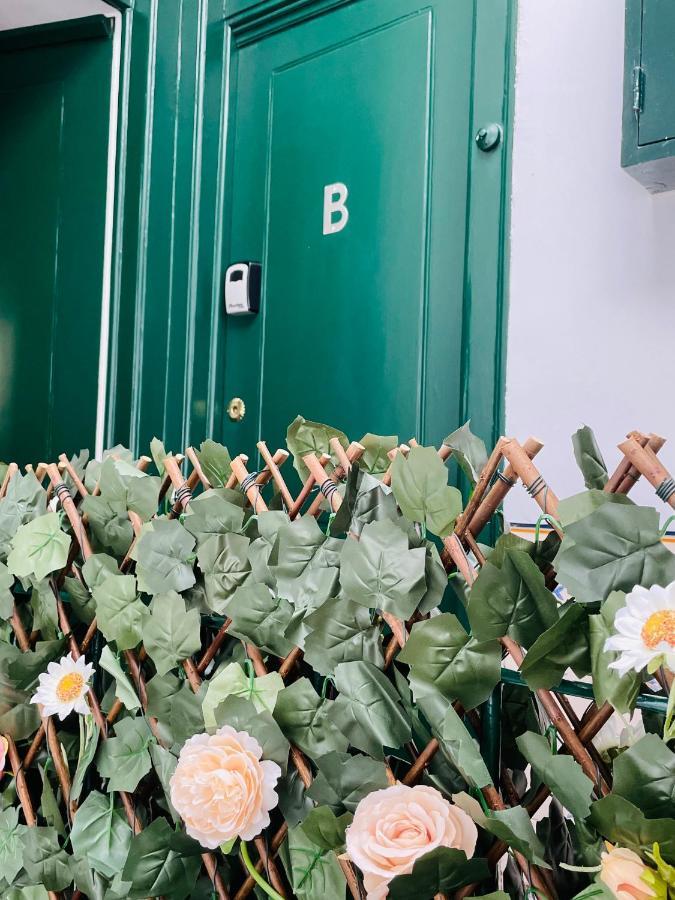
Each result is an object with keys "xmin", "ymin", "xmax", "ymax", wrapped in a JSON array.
[{"xmin": 1, "ymin": 426, "xmax": 672, "ymax": 900}]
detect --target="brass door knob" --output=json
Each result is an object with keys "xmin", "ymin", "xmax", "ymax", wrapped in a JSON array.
[{"xmin": 227, "ymin": 397, "xmax": 246, "ymax": 421}]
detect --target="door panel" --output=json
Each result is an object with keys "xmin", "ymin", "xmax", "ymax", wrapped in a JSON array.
[
  {"xmin": 221, "ymin": 0, "xmax": 506, "ymax": 468},
  {"xmin": 0, "ymin": 18, "xmax": 112, "ymax": 465}
]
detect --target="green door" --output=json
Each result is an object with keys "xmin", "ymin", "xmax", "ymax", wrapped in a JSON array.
[
  {"xmin": 220, "ymin": 0, "xmax": 512, "ymax": 462},
  {"xmin": 0, "ymin": 16, "xmax": 113, "ymax": 466}
]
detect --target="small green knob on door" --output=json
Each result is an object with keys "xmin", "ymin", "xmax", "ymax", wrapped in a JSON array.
[{"xmin": 475, "ymin": 123, "xmax": 502, "ymax": 152}]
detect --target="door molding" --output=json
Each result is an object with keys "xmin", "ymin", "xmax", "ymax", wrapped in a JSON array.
[{"xmin": 225, "ymin": 0, "xmax": 355, "ymax": 47}]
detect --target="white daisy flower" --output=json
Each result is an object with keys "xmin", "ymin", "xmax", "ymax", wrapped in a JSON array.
[
  {"xmin": 604, "ymin": 582, "xmax": 675, "ymax": 677},
  {"xmin": 31, "ymin": 652, "xmax": 94, "ymax": 720},
  {"xmin": 592, "ymin": 710, "xmax": 644, "ymax": 761}
]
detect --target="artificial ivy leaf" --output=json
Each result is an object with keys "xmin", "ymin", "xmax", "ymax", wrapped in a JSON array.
[
  {"xmin": 0, "ymin": 677, "xmax": 40, "ymax": 739},
  {"xmin": 516, "ymin": 732, "xmax": 594, "ymax": 820},
  {"xmin": 144, "ymin": 591, "xmax": 201, "ymax": 675},
  {"xmin": 557, "ymin": 490, "xmax": 634, "ymax": 529},
  {"xmin": 39, "ymin": 764, "xmax": 65, "ymax": 835},
  {"xmin": 612, "ymin": 734, "xmax": 675, "ymax": 819},
  {"xmin": 136, "ymin": 519, "xmax": 196, "ymax": 595},
  {"xmin": 146, "ymin": 673, "xmax": 205, "ymax": 751},
  {"xmin": 82, "ymin": 553, "xmax": 119, "ymax": 591},
  {"xmin": 438, "ymin": 704, "xmax": 493, "ymax": 789},
  {"xmin": 570, "ymin": 883, "xmax": 615, "ymax": 899},
  {"xmin": 284, "ymin": 566, "xmax": 341, "ymax": 649},
  {"xmin": 227, "ymin": 583, "xmax": 294, "ymax": 657},
  {"xmin": 590, "ymin": 795, "xmax": 675, "ymax": 864},
  {"xmin": 330, "ymin": 465, "xmax": 399, "ymax": 537},
  {"xmin": 195, "ymin": 439, "xmax": 232, "ymax": 488},
  {"xmin": 304, "ymin": 596, "xmax": 384, "ymax": 676},
  {"xmin": 391, "ymin": 445, "xmax": 463, "ymax": 536},
  {"xmin": 329, "ymin": 661, "xmax": 411, "ymax": 757},
  {"xmin": 418, "ymin": 541, "xmax": 448, "ymax": 614},
  {"xmin": 122, "ymin": 818, "xmax": 201, "ymax": 900},
  {"xmin": 279, "ymin": 825, "xmax": 346, "ymax": 900},
  {"xmin": 64, "ymin": 574, "xmax": 96, "ymax": 625},
  {"xmin": 7, "ymin": 513, "xmax": 70, "ymax": 582},
  {"xmin": 307, "ymin": 751, "xmax": 390, "ymax": 813},
  {"xmin": 196, "ymin": 532, "xmax": 251, "ymax": 613},
  {"xmin": 555, "ymin": 503, "xmax": 675, "ymax": 605},
  {"xmin": 96, "ymin": 716, "xmax": 154, "ymax": 793},
  {"xmin": 442, "ymin": 421, "xmax": 489, "ymax": 486},
  {"xmin": 340, "ymin": 520, "xmax": 426, "ymax": 619},
  {"xmin": 453, "ymin": 792, "xmax": 549, "ymax": 867},
  {"xmin": 299, "ymin": 806, "xmax": 352, "ymax": 852},
  {"xmin": 29, "ymin": 579, "xmax": 59, "ymax": 639},
  {"xmin": 572, "ymin": 426, "xmax": 608, "ymax": 491},
  {"xmin": 22, "ymin": 826, "xmax": 72, "ymax": 891},
  {"xmin": 0, "ymin": 471, "xmax": 47, "ymax": 562},
  {"xmin": 80, "ymin": 493, "xmax": 133, "ymax": 559},
  {"xmin": 183, "ymin": 491, "xmax": 246, "ymax": 545},
  {"xmin": 588, "ymin": 591, "xmax": 641, "ymax": 714},
  {"xmin": 0, "ymin": 807, "xmax": 27, "ymax": 882},
  {"xmin": 98, "ymin": 645, "xmax": 141, "ymax": 710},
  {"xmin": 149, "ymin": 743, "xmax": 180, "ymax": 822},
  {"xmin": 269, "ymin": 515, "xmax": 327, "ymax": 585},
  {"xmin": 70, "ymin": 790, "xmax": 132, "ymax": 880},
  {"xmin": 0, "ymin": 562, "xmax": 13, "ymax": 619},
  {"xmin": 93, "ymin": 574, "xmax": 149, "ymax": 651},
  {"xmin": 286, "ymin": 416, "xmax": 349, "ymax": 481},
  {"xmin": 358, "ymin": 433, "xmax": 399, "ymax": 478},
  {"xmin": 150, "ymin": 436, "xmax": 167, "ymax": 476},
  {"xmin": 399, "ymin": 613, "xmax": 501, "ymax": 710},
  {"xmin": 519, "ymin": 603, "xmax": 591, "ymax": 690},
  {"xmin": 210, "ymin": 696, "xmax": 289, "ymax": 774},
  {"xmin": 202, "ymin": 662, "xmax": 284, "ymax": 729},
  {"xmin": 8, "ymin": 638, "xmax": 67, "ymax": 690},
  {"xmin": 273, "ymin": 678, "xmax": 349, "ymax": 758},
  {"xmin": 468, "ymin": 544, "xmax": 558, "ymax": 647},
  {"xmin": 71, "ymin": 714, "xmax": 100, "ymax": 804},
  {"xmin": 388, "ymin": 847, "xmax": 489, "ymax": 898}
]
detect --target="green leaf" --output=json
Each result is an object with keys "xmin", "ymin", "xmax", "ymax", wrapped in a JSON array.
[
  {"xmin": 572, "ymin": 426, "xmax": 608, "ymax": 490},
  {"xmin": 22, "ymin": 826, "xmax": 72, "ymax": 891},
  {"xmin": 516, "ymin": 731, "xmax": 594, "ymax": 820},
  {"xmin": 39, "ymin": 763, "xmax": 65, "ymax": 835},
  {"xmin": 196, "ymin": 533, "xmax": 251, "ymax": 613},
  {"xmin": 391, "ymin": 445, "xmax": 463, "ymax": 536},
  {"xmin": 96, "ymin": 716, "xmax": 154, "ymax": 792},
  {"xmin": 329, "ymin": 661, "xmax": 411, "ymax": 758},
  {"xmin": 146, "ymin": 673, "xmax": 205, "ymax": 751},
  {"xmin": 183, "ymin": 490, "xmax": 246, "ymax": 544},
  {"xmin": 211, "ymin": 696, "xmax": 289, "ymax": 774},
  {"xmin": 557, "ymin": 489, "xmax": 634, "ymax": 529},
  {"xmin": 227, "ymin": 583, "xmax": 295, "ymax": 657},
  {"xmin": 98, "ymin": 645, "xmax": 141, "ymax": 711},
  {"xmin": 195, "ymin": 439, "xmax": 232, "ymax": 488},
  {"xmin": 284, "ymin": 566, "xmax": 341, "ymax": 649},
  {"xmin": 590, "ymin": 795, "xmax": 675, "ymax": 864},
  {"xmin": 358, "ymin": 433, "xmax": 399, "ymax": 478},
  {"xmin": 588, "ymin": 591, "xmax": 641, "ymax": 714},
  {"xmin": 0, "ymin": 807, "xmax": 27, "ymax": 882},
  {"xmin": 71, "ymin": 714, "xmax": 100, "ymax": 804},
  {"xmin": 299, "ymin": 807, "xmax": 352, "ymax": 852},
  {"xmin": 29, "ymin": 579, "xmax": 59, "ymax": 639},
  {"xmin": 612, "ymin": 734, "xmax": 675, "ymax": 819},
  {"xmin": 0, "ymin": 563, "xmax": 13, "ymax": 619},
  {"xmin": 279, "ymin": 826, "xmax": 346, "ymax": 900},
  {"xmin": 8, "ymin": 637, "xmax": 67, "ymax": 689},
  {"xmin": 468, "ymin": 543, "xmax": 558, "ymax": 647},
  {"xmin": 388, "ymin": 847, "xmax": 490, "ymax": 898},
  {"xmin": 443, "ymin": 421, "xmax": 489, "ymax": 486},
  {"xmin": 144, "ymin": 590, "xmax": 201, "ymax": 675},
  {"xmin": 439, "ymin": 704, "xmax": 494, "ymax": 789},
  {"xmin": 340, "ymin": 520, "xmax": 426, "ymax": 619},
  {"xmin": 122, "ymin": 818, "xmax": 201, "ymax": 900},
  {"xmin": 202, "ymin": 662, "xmax": 283, "ymax": 729},
  {"xmin": 7, "ymin": 513, "xmax": 70, "ymax": 582},
  {"xmin": 150, "ymin": 436, "xmax": 167, "ymax": 476},
  {"xmin": 304, "ymin": 596, "xmax": 384, "ymax": 676},
  {"xmin": 0, "ymin": 472, "xmax": 47, "ymax": 562},
  {"xmin": 80, "ymin": 494, "xmax": 133, "ymax": 559},
  {"xmin": 519, "ymin": 603, "xmax": 591, "ymax": 690},
  {"xmin": 307, "ymin": 751, "xmax": 390, "ymax": 813},
  {"xmin": 136, "ymin": 518, "xmax": 196, "ymax": 595},
  {"xmin": 149, "ymin": 743, "xmax": 180, "ymax": 822},
  {"xmin": 70, "ymin": 790, "xmax": 132, "ymax": 880},
  {"xmin": 93, "ymin": 574, "xmax": 149, "ymax": 651},
  {"xmin": 399, "ymin": 613, "xmax": 501, "ymax": 710},
  {"xmin": 273, "ymin": 678, "xmax": 348, "ymax": 758},
  {"xmin": 330, "ymin": 465, "xmax": 399, "ymax": 537},
  {"xmin": 82, "ymin": 553, "xmax": 119, "ymax": 590},
  {"xmin": 555, "ymin": 503, "xmax": 675, "ymax": 604},
  {"xmin": 453, "ymin": 793, "xmax": 549, "ymax": 867},
  {"xmin": 286, "ymin": 416, "xmax": 348, "ymax": 481}
]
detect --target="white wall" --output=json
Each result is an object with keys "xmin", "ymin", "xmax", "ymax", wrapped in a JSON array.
[
  {"xmin": 0, "ymin": 0, "xmax": 112, "ymax": 30},
  {"xmin": 505, "ymin": 0, "xmax": 675, "ymax": 525}
]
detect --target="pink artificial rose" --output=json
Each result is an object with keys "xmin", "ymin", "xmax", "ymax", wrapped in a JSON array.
[
  {"xmin": 345, "ymin": 784, "xmax": 478, "ymax": 900},
  {"xmin": 169, "ymin": 726, "xmax": 281, "ymax": 849},
  {"xmin": 599, "ymin": 846, "xmax": 657, "ymax": 900},
  {"xmin": 0, "ymin": 735, "xmax": 7, "ymax": 776}
]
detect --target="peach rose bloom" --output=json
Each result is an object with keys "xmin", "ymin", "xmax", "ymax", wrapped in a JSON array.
[
  {"xmin": 169, "ymin": 726, "xmax": 281, "ymax": 848},
  {"xmin": 345, "ymin": 784, "xmax": 478, "ymax": 900},
  {"xmin": 599, "ymin": 846, "xmax": 656, "ymax": 900},
  {"xmin": 0, "ymin": 736, "xmax": 7, "ymax": 776}
]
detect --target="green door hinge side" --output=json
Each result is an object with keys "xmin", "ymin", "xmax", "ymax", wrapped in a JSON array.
[{"xmin": 632, "ymin": 64, "xmax": 644, "ymax": 114}]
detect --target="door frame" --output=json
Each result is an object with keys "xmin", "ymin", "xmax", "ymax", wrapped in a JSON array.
[{"xmin": 106, "ymin": 0, "xmax": 516, "ymax": 455}]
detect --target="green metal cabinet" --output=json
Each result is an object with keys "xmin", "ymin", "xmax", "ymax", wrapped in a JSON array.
[{"xmin": 623, "ymin": 0, "xmax": 675, "ymax": 191}]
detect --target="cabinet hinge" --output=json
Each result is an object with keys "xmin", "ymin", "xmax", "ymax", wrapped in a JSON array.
[{"xmin": 632, "ymin": 65, "xmax": 644, "ymax": 114}]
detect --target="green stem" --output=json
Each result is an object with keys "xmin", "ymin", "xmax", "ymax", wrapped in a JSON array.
[
  {"xmin": 240, "ymin": 841, "xmax": 284, "ymax": 900},
  {"xmin": 664, "ymin": 671, "xmax": 675, "ymax": 742}
]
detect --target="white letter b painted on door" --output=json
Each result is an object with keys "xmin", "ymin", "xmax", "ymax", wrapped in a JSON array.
[{"xmin": 323, "ymin": 182, "xmax": 349, "ymax": 235}]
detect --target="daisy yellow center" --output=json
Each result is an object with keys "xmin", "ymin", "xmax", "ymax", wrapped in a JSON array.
[
  {"xmin": 641, "ymin": 610, "xmax": 675, "ymax": 650},
  {"xmin": 55, "ymin": 672, "xmax": 85, "ymax": 703}
]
